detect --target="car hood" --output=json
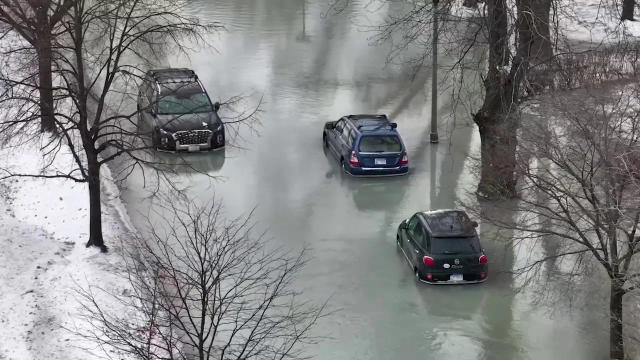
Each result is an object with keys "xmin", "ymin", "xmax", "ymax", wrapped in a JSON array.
[{"xmin": 156, "ymin": 112, "xmax": 220, "ymax": 132}]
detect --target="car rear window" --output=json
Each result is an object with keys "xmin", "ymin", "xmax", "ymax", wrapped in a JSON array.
[
  {"xmin": 358, "ymin": 135, "xmax": 402, "ymax": 152},
  {"xmin": 425, "ymin": 211, "xmax": 475, "ymax": 235},
  {"xmin": 431, "ymin": 237, "xmax": 481, "ymax": 255}
]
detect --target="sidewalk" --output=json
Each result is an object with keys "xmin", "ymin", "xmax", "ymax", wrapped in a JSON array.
[{"xmin": 0, "ymin": 139, "xmax": 135, "ymax": 360}]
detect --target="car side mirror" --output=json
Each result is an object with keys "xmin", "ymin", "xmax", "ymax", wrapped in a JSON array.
[
  {"xmin": 390, "ymin": 122, "xmax": 398, "ymax": 129},
  {"xmin": 325, "ymin": 122, "xmax": 336, "ymax": 130},
  {"xmin": 471, "ymin": 221, "xmax": 478, "ymax": 228},
  {"xmin": 213, "ymin": 102, "xmax": 221, "ymax": 112}
]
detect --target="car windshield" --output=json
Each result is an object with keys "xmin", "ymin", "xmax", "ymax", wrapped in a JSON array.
[
  {"xmin": 157, "ymin": 84, "xmax": 212, "ymax": 115},
  {"xmin": 358, "ymin": 135, "xmax": 402, "ymax": 152},
  {"xmin": 431, "ymin": 237, "xmax": 481, "ymax": 255}
]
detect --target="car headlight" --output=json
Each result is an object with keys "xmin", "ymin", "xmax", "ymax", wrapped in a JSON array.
[{"xmin": 213, "ymin": 122, "xmax": 223, "ymax": 131}]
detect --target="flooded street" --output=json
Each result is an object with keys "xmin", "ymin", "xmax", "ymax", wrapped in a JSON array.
[{"xmin": 114, "ymin": 0, "xmax": 611, "ymax": 358}]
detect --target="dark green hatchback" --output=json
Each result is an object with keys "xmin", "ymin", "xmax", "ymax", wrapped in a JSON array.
[{"xmin": 396, "ymin": 209, "xmax": 488, "ymax": 284}]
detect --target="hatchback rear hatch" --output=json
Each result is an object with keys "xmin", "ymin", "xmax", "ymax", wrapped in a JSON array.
[
  {"xmin": 430, "ymin": 236, "xmax": 483, "ymax": 270},
  {"xmin": 357, "ymin": 135, "xmax": 403, "ymax": 168}
]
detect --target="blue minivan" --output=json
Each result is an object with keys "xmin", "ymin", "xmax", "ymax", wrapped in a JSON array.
[{"xmin": 322, "ymin": 114, "xmax": 409, "ymax": 176}]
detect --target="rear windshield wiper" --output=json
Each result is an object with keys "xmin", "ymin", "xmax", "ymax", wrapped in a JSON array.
[{"xmin": 442, "ymin": 251, "xmax": 460, "ymax": 255}]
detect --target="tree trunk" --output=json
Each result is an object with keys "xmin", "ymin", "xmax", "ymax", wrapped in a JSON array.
[
  {"xmin": 610, "ymin": 280, "xmax": 625, "ymax": 359},
  {"xmin": 85, "ymin": 156, "xmax": 106, "ymax": 252},
  {"xmin": 475, "ymin": 109, "xmax": 518, "ymax": 198},
  {"xmin": 474, "ymin": 0, "xmax": 519, "ymax": 199},
  {"xmin": 621, "ymin": 0, "xmax": 635, "ymax": 21},
  {"xmin": 518, "ymin": 0, "xmax": 553, "ymax": 93},
  {"xmin": 34, "ymin": 9, "xmax": 56, "ymax": 133},
  {"xmin": 522, "ymin": 0, "xmax": 552, "ymax": 66},
  {"xmin": 487, "ymin": 0, "xmax": 510, "ymax": 67}
]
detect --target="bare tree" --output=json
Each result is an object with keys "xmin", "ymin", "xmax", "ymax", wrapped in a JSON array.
[
  {"xmin": 0, "ymin": 0, "xmax": 74, "ymax": 132},
  {"xmin": 74, "ymin": 196, "xmax": 326, "ymax": 360},
  {"xmin": 0, "ymin": 0, "xmax": 226, "ymax": 252},
  {"xmin": 471, "ymin": 85, "xmax": 640, "ymax": 359}
]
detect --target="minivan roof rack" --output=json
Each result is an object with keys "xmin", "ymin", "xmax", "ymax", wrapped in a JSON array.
[
  {"xmin": 357, "ymin": 122, "xmax": 398, "ymax": 131},
  {"xmin": 347, "ymin": 114, "xmax": 388, "ymax": 120}
]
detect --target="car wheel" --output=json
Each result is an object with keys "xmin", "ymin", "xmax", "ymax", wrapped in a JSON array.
[{"xmin": 323, "ymin": 134, "xmax": 328, "ymax": 147}]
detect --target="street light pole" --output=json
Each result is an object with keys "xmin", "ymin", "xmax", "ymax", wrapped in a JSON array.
[{"xmin": 430, "ymin": 0, "xmax": 439, "ymax": 144}]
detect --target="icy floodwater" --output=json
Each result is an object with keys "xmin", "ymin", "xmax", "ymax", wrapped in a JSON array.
[{"xmin": 114, "ymin": 0, "xmax": 611, "ymax": 358}]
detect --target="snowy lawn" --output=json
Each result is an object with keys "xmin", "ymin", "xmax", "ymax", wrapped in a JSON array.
[
  {"xmin": 0, "ymin": 141, "xmax": 134, "ymax": 360},
  {"xmin": 562, "ymin": 0, "xmax": 640, "ymax": 44}
]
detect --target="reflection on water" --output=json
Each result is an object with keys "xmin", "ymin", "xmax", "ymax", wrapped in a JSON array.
[
  {"xmin": 154, "ymin": 149, "xmax": 226, "ymax": 175},
  {"xmin": 112, "ymin": 0, "xmax": 611, "ymax": 359},
  {"xmin": 322, "ymin": 146, "xmax": 410, "ymax": 212},
  {"xmin": 345, "ymin": 176, "xmax": 410, "ymax": 212}
]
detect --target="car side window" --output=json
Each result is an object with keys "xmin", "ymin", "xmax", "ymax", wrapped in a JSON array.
[
  {"xmin": 348, "ymin": 129, "xmax": 357, "ymax": 148},
  {"xmin": 148, "ymin": 81, "xmax": 157, "ymax": 102},
  {"xmin": 407, "ymin": 215, "xmax": 420, "ymax": 238},
  {"xmin": 415, "ymin": 226, "xmax": 427, "ymax": 249},
  {"xmin": 341, "ymin": 124, "xmax": 351, "ymax": 144},
  {"xmin": 138, "ymin": 81, "xmax": 149, "ymax": 107},
  {"xmin": 149, "ymin": 83, "xmax": 159, "ymax": 111},
  {"xmin": 424, "ymin": 230, "xmax": 431, "ymax": 251},
  {"xmin": 335, "ymin": 119, "xmax": 345, "ymax": 133}
]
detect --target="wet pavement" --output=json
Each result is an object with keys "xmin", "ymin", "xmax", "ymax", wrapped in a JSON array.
[{"xmin": 112, "ymin": 0, "xmax": 611, "ymax": 358}]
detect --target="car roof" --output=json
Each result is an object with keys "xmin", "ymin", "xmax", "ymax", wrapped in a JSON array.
[
  {"xmin": 342, "ymin": 114, "xmax": 398, "ymax": 134},
  {"xmin": 419, "ymin": 210, "xmax": 477, "ymax": 237},
  {"xmin": 148, "ymin": 68, "xmax": 198, "ymax": 84}
]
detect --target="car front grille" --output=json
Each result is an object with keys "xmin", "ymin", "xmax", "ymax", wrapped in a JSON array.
[{"xmin": 174, "ymin": 130, "xmax": 211, "ymax": 145}]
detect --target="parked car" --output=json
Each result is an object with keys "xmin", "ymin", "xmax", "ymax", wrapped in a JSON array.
[
  {"xmin": 322, "ymin": 114, "xmax": 409, "ymax": 176},
  {"xmin": 396, "ymin": 209, "xmax": 488, "ymax": 284},
  {"xmin": 137, "ymin": 68, "xmax": 225, "ymax": 152}
]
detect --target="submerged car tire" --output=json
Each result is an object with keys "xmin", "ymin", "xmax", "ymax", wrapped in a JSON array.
[
  {"xmin": 414, "ymin": 268, "xmax": 421, "ymax": 282},
  {"xmin": 323, "ymin": 134, "xmax": 328, "ymax": 147}
]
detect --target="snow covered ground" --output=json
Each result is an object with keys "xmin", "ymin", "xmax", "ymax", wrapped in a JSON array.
[
  {"xmin": 447, "ymin": 0, "xmax": 640, "ymax": 45},
  {"xmin": 0, "ymin": 140, "xmax": 134, "ymax": 360},
  {"xmin": 562, "ymin": 0, "xmax": 640, "ymax": 44}
]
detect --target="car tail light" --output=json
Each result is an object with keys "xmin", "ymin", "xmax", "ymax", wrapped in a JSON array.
[
  {"xmin": 479, "ymin": 254, "xmax": 488, "ymax": 264},
  {"xmin": 426, "ymin": 274, "xmax": 433, "ymax": 281},
  {"xmin": 423, "ymin": 256, "xmax": 435, "ymax": 267},
  {"xmin": 349, "ymin": 151, "xmax": 360, "ymax": 166},
  {"xmin": 400, "ymin": 151, "xmax": 408, "ymax": 165},
  {"xmin": 480, "ymin": 272, "xmax": 487, "ymax": 279}
]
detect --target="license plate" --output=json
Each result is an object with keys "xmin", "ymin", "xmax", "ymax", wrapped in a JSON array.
[
  {"xmin": 188, "ymin": 145, "xmax": 199, "ymax": 152},
  {"xmin": 374, "ymin": 158, "xmax": 386, "ymax": 165},
  {"xmin": 450, "ymin": 274, "xmax": 463, "ymax": 282}
]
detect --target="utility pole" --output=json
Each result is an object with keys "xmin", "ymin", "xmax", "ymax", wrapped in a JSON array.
[
  {"xmin": 430, "ymin": 0, "xmax": 439, "ymax": 144},
  {"xmin": 297, "ymin": 0, "xmax": 310, "ymax": 42}
]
